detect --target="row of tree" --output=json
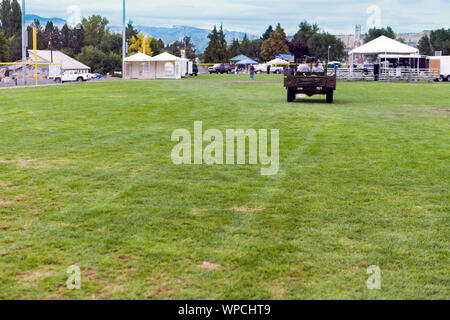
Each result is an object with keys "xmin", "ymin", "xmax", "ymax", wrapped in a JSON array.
[
  {"xmin": 1, "ymin": 0, "xmax": 449, "ymax": 71},
  {"xmin": 419, "ymin": 29, "xmax": 450, "ymax": 56},
  {"xmin": 0, "ymin": 1, "xmax": 169, "ymax": 74},
  {"xmin": 202, "ymin": 22, "xmax": 346, "ymax": 63}
]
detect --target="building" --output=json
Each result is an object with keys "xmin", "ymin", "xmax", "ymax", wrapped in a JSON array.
[{"xmin": 27, "ymin": 50, "xmax": 90, "ymax": 74}]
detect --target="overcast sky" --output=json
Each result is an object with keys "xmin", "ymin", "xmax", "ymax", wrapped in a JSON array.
[{"xmin": 23, "ymin": 0, "xmax": 450, "ymax": 35}]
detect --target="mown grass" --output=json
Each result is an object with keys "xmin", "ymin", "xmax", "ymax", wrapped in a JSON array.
[{"xmin": 0, "ymin": 74, "xmax": 448, "ymax": 300}]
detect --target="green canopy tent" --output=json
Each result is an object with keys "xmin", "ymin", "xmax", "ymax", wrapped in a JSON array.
[{"xmin": 230, "ymin": 54, "xmax": 252, "ymax": 62}]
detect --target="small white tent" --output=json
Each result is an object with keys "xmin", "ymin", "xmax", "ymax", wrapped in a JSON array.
[
  {"xmin": 267, "ymin": 58, "xmax": 290, "ymax": 65},
  {"xmin": 124, "ymin": 52, "xmax": 155, "ymax": 79},
  {"xmin": 150, "ymin": 52, "xmax": 182, "ymax": 79}
]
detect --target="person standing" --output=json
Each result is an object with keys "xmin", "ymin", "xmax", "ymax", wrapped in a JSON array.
[
  {"xmin": 250, "ymin": 64, "xmax": 255, "ymax": 80},
  {"xmin": 4, "ymin": 69, "xmax": 10, "ymax": 86}
]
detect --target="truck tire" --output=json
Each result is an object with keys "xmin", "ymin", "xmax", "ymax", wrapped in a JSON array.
[
  {"xmin": 77, "ymin": 77, "xmax": 83, "ymax": 82},
  {"xmin": 438, "ymin": 75, "xmax": 445, "ymax": 82},
  {"xmin": 55, "ymin": 78, "xmax": 61, "ymax": 84},
  {"xmin": 326, "ymin": 89, "xmax": 334, "ymax": 104},
  {"xmin": 287, "ymin": 88, "xmax": 295, "ymax": 103}
]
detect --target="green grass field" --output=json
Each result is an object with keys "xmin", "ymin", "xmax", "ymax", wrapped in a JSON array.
[{"xmin": 0, "ymin": 74, "xmax": 448, "ymax": 299}]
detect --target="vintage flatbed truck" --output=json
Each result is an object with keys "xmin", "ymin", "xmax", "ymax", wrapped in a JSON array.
[{"xmin": 284, "ymin": 65, "xmax": 337, "ymax": 103}]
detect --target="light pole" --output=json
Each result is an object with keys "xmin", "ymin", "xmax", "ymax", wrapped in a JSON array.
[
  {"xmin": 21, "ymin": 0, "xmax": 27, "ymax": 85},
  {"xmin": 327, "ymin": 45, "xmax": 331, "ymax": 63},
  {"xmin": 122, "ymin": 0, "xmax": 126, "ymax": 78}
]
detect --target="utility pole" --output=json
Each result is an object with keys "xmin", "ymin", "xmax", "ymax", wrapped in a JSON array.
[
  {"xmin": 122, "ymin": 0, "xmax": 126, "ymax": 78},
  {"xmin": 21, "ymin": 0, "xmax": 27, "ymax": 85},
  {"xmin": 50, "ymin": 32, "xmax": 53, "ymax": 63}
]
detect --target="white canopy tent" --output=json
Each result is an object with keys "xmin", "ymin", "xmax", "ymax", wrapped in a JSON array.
[
  {"xmin": 348, "ymin": 36, "xmax": 420, "ymax": 77},
  {"xmin": 349, "ymin": 36, "xmax": 419, "ymax": 56},
  {"xmin": 124, "ymin": 52, "xmax": 155, "ymax": 79},
  {"xmin": 267, "ymin": 58, "xmax": 290, "ymax": 65},
  {"xmin": 124, "ymin": 52, "xmax": 183, "ymax": 79},
  {"xmin": 150, "ymin": 52, "xmax": 182, "ymax": 79}
]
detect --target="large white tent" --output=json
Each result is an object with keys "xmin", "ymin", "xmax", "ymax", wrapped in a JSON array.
[{"xmin": 349, "ymin": 36, "xmax": 419, "ymax": 55}]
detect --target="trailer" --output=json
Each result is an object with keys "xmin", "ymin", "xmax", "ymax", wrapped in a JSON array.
[{"xmin": 428, "ymin": 56, "xmax": 450, "ymax": 82}]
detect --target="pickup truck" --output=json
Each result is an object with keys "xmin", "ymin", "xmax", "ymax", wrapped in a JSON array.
[
  {"xmin": 255, "ymin": 64, "xmax": 283, "ymax": 74},
  {"xmin": 53, "ymin": 71, "xmax": 90, "ymax": 83},
  {"xmin": 208, "ymin": 63, "xmax": 233, "ymax": 74}
]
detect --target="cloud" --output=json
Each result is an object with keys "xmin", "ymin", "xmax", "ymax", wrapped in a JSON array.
[{"xmin": 25, "ymin": 0, "xmax": 449, "ymax": 34}]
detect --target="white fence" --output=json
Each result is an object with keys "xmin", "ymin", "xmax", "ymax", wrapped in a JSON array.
[{"xmin": 334, "ymin": 68, "xmax": 440, "ymax": 82}]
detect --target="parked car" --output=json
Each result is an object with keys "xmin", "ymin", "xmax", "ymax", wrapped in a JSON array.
[
  {"xmin": 208, "ymin": 63, "xmax": 233, "ymax": 74},
  {"xmin": 54, "ymin": 71, "xmax": 90, "ymax": 83},
  {"xmin": 88, "ymin": 73, "xmax": 103, "ymax": 79},
  {"xmin": 255, "ymin": 64, "xmax": 283, "ymax": 74},
  {"xmin": 328, "ymin": 61, "xmax": 341, "ymax": 69}
]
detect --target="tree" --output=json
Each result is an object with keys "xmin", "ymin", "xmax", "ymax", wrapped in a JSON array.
[
  {"xmin": 307, "ymin": 33, "xmax": 345, "ymax": 61},
  {"xmin": 70, "ymin": 24, "xmax": 85, "ymax": 55},
  {"xmin": 363, "ymin": 27, "xmax": 395, "ymax": 43},
  {"xmin": 10, "ymin": 0, "xmax": 20, "ymax": 35},
  {"xmin": 128, "ymin": 32, "xmax": 153, "ymax": 56},
  {"xmin": 261, "ymin": 25, "xmax": 273, "ymax": 40},
  {"xmin": 0, "ymin": 0, "xmax": 12, "ymax": 38},
  {"xmin": 27, "ymin": 20, "xmax": 45, "ymax": 50},
  {"xmin": 100, "ymin": 32, "xmax": 123, "ymax": 55},
  {"xmin": 76, "ymin": 45, "xmax": 106, "ymax": 73},
  {"xmin": 150, "ymin": 38, "xmax": 164, "ymax": 56},
  {"xmin": 294, "ymin": 21, "xmax": 319, "ymax": 44},
  {"xmin": 203, "ymin": 25, "xmax": 228, "ymax": 63},
  {"xmin": 82, "ymin": 15, "xmax": 109, "ymax": 48},
  {"xmin": 182, "ymin": 36, "xmax": 196, "ymax": 60},
  {"xmin": 418, "ymin": 35, "xmax": 433, "ymax": 56},
  {"xmin": 228, "ymin": 38, "xmax": 240, "ymax": 58},
  {"xmin": 43, "ymin": 21, "xmax": 61, "ymax": 51},
  {"xmin": 126, "ymin": 20, "xmax": 139, "ymax": 43},
  {"xmin": 0, "ymin": 30, "xmax": 9, "ymax": 61},
  {"xmin": 418, "ymin": 29, "xmax": 450, "ymax": 56},
  {"xmin": 60, "ymin": 24, "xmax": 72, "ymax": 48},
  {"xmin": 260, "ymin": 23, "xmax": 289, "ymax": 61},
  {"xmin": 288, "ymin": 39, "xmax": 309, "ymax": 61}
]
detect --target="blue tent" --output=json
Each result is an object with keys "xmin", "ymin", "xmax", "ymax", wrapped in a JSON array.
[{"xmin": 236, "ymin": 59, "xmax": 259, "ymax": 65}]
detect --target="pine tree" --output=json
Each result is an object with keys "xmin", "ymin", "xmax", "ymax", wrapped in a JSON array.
[
  {"xmin": 260, "ymin": 23, "xmax": 289, "ymax": 61},
  {"xmin": 10, "ymin": 0, "xmax": 20, "ymax": 35},
  {"xmin": 228, "ymin": 38, "xmax": 240, "ymax": 58},
  {"xmin": 261, "ymin": 25, "xmax": 273, "ymax": 40},
  {"xmin": 203, "ymin": 26, "xmax": 219, "ymax": 63}
]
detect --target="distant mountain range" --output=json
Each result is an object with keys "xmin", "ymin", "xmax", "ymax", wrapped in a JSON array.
[
  {"xmin": 25, "ymin": 14, "xmax": 66, "ymax": 26},
  {"xmin": 25, "ymin": 14, "xmax": 258, "ymax": 52}
]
